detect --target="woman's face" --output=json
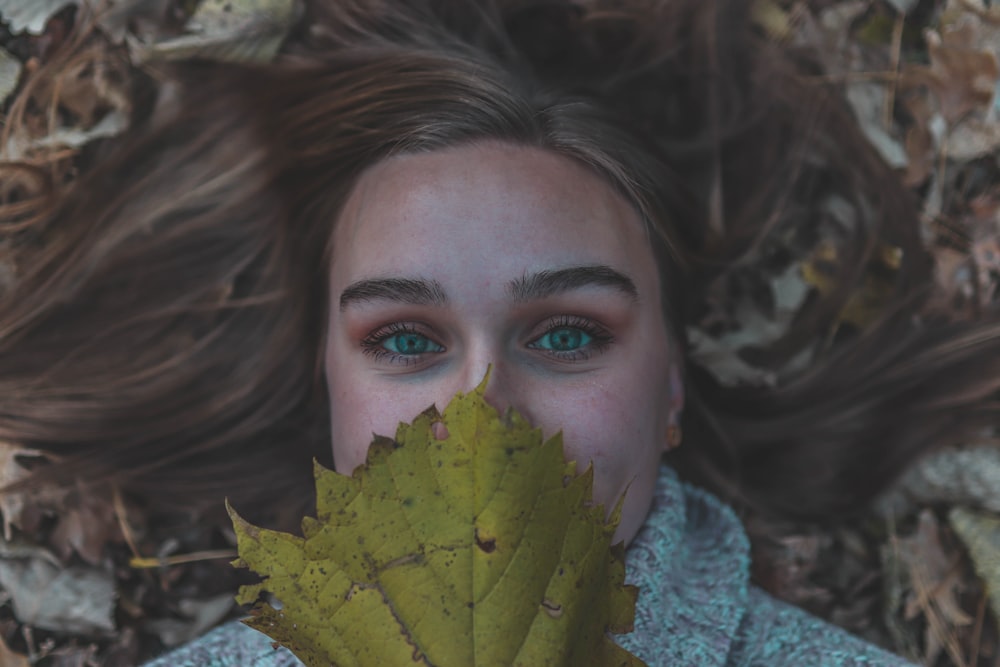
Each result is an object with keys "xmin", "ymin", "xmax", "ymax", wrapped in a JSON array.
[{"xmin": 324, "ymin": 141, "xmax": 682, "ymax": 544}]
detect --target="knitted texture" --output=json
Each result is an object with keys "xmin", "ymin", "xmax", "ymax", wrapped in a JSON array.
[{"xmin": 143, "ymin": 465, "xmax": 916, "ymax": 666}]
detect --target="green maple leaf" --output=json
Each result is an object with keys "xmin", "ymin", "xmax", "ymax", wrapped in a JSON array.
[{"xmin": 228, "ymin": 377, "xmax": 646, "ymax": 667}]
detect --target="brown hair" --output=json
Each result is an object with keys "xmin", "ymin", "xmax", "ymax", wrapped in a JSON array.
[{"xmin": 2, "ymin": 0, "xmax": 998, "ymax": 525}]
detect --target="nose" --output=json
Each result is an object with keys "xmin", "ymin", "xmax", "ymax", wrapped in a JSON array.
[{"xmin": 460, "ymin": 354, "xmax": 527, "ymax": 422}]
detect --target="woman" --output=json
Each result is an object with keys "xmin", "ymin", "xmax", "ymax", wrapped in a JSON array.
[{"xmin": 2, "ymin": 0, "xmax": 997, "ymax": 664}]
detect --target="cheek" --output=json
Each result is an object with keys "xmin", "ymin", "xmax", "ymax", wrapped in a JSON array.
[
  {"xmin": 532, "ymin": 378, "xmax": 665, "ymax": 480},
  {"xmin": 324, "ymin": 343, "xmax": 406, "ymax": 474}
]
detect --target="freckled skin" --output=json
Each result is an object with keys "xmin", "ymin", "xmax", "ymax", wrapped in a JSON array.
[{"xmin": 325, "ymin": 141, "xmax": 683, "ymax": 545}]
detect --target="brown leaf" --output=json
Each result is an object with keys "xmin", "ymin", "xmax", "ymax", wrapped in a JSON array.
[
  {"xmin": 0, "ymin": 442, "xmax": 123, "ymax": 565},
  {"xmin": 900, "ymin": 92, "xmax": 939, "ymax": 187},
  {"xmin": 0, "ymin": 634, "xmax": 29, "ymax": 667},
  {"xmin": 0, "ymin": 540, "xmax": 116, "ymax": 634},
  {"xmin": 0, "ymin": 441, "xmax": 46, "ymax": 540},
  {"xmin": 0, "ymin": 0, "xmax": 72, "ymax": 35},
  {"xmin": 4, "ymin": 37, "xmax": 131, "ymax": 161},
  {"xmin": 913, "ymin": 21, "xmax": 998, "ymax": 125},
  {"xmin": 48, "ymin": 485, "xmax": 121, "ymax": 566},
  {"xmin": 896, "ymin": 510, "xmax": 973, "ymax": 665}
]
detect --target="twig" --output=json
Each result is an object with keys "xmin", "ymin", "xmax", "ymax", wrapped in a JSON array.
[
  {"xmin": 130, "ymin": 549, "xmax": 237, "ymax": 569},
  {"xmin": 908, "ymin": 556, "xmax": 970, "ymax": 667},
  {"xmin": 884, "ymin": 12, "xmax": 905, "ymax": 131},
  {"xmin": 970, "ymin": 591, "xmax": 986, "ymax": 667},
  {"xmin": 802, "ymin": 70, "xmax": 902, "ymax": 85},
  {"xmin": 111, "ymin": 484, "xmax": 141, "ymax": 560}
]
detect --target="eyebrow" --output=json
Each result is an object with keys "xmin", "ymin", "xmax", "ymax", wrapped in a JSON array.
[
  {"xmin": 339, "ymin": 264, "xmax": 637, "ymax": 311},
  {"xmin": 339, "ymin": 277, "xmax": 448, "ymax": 311},
  {"xmin": 506, "ymin": 265, "xmax": 638, "ymax": 303}
]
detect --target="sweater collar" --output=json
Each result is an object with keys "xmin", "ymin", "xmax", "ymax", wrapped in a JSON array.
[{"xmin": 617, "ymin": 464, "xmax": 751, "ymax": 666}]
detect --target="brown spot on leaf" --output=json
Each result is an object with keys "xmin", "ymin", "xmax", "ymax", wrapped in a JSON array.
[
  {"xmin": 475, "ymin": 529, "xmax": 497, "ymax": 553},
  {"xmin": 541, "ymin": 599, "xmax": 563, "ymax": 618}
]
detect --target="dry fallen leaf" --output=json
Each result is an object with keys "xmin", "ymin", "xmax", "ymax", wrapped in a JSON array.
[
  {"xmin": 948, "ymin": 507, "xmax": 1000, "ymax": 634},
  {"xmin": 87, "ymin": 0, "xmax": 178, "ymax": 43},
  {"xmin": 0, "ymin": 47, "xmax": 22, "ymax": 105},
  {"xmin": 0, "ymin": 0, "xmax": 73, "ymax": 34},
  {"xmin": 0, "ymin": 539, "xmax": 116, "ymax": 634},
  {"xmin": 3, "ymin": 37, "xmax": 132, "ymax": 162},
  {"xmin": 133, "ymin": 0, "xmax": 301, "ymax": 64},
  {"xmin": 0, "ymin": 445, "xmax": 122, "ymax": 565},
  {"xmin": 0, "ymin": 635, "xmax": 29, "ymax": 667},
  {"xmin": 918, "ymin": 22, "xmax": 998, "ymax": 125},
  {"xmin": 895, "ymin": 510, "xmax": 972, "ymax": 665},
  {"xmin": 845, "ymin": 82, "xmax": 909, "ymax": 169},
  {"xmin": 901, "ymin": 0, "xmax": 1000, "ymax": 161},
  {"xmin": 877, "ymin": 444, "xmax": 1000, "ymax": 517},
  {"xmin": 230, "ymin": 378, "xmax": 644, "ymax": 667},
  {"xmin": 0, "ymin": 441, "xmax": 45, "ymax": 540},
  {"xmin": 48, "ymin": 485, "xmax": 121, "ymax": 565}
]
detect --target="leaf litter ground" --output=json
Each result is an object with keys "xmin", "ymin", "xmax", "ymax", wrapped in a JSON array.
[{"xmin": 0, "ymin": 0, "xmax": 998, "ymax": 665}]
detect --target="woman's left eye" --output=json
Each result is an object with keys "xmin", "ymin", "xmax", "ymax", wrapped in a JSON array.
[
  {"xmin": 530, "ymin": 327, "xmax": 592, "ymax": 352},
  {"xmin": 527, "ymin": 317, "xmax": 612, "ymax": 360},
  {"xmin": 361, "ymin": 323, "xmax": 444, "ymax": 365},
  {"xmin": 382, "ymin": 332, "xmax": 442, "ymax": 355}
]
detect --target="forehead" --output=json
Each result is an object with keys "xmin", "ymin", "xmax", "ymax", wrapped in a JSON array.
[{"xmin": 330, "ymin": 142, "xmax": 657, "ymax": 291}]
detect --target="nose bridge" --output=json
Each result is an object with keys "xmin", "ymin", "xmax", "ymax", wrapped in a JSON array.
[{"xmin": 460, "ymin": 340, "xmax": 515, "ymax": 414}]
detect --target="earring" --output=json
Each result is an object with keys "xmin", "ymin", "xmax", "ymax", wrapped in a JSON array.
[{"xmin": 666, "ymin": 423, "xmax": 683, "ymax": 450}]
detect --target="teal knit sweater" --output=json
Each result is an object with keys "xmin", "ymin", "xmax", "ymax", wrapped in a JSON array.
[{"xmin": 144, "ymin": 465, "xmax": 915, "ymax": 666}]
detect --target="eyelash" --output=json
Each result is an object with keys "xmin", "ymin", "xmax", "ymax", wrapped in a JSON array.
[
  {"xmin": 360, "ymin": 322, "xmax": 432, "ymax": 366},
  {"xmin": 358, "ymin": 316, "xmax": 614, "ymax": 365},
  {"xmin": 529, "ymin": 315, "xmax": 614, "ymax": 362}
]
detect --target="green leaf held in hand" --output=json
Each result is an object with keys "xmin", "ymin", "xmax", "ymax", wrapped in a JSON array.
[{"xmin": 229, "ymin": 376, "xmax": 646, "ymax": 667}]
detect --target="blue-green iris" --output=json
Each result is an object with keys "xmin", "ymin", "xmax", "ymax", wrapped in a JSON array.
[
  {"xmin": 534, "ymin": 327, "xmax": 591, "ymax": 352},
  {"xmin": 384, "ymin": 333, "xmax": 442, "ymax": 355}
]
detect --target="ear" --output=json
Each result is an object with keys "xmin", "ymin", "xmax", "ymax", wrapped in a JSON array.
[{"xmin": 662, "ymin": 362, "xmax": 685, "ymax": 452}]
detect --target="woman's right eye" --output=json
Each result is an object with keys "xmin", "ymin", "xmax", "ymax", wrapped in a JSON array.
[{"xmin": 361, "ymin": 323, "xmax": 444, "ymax": 364}]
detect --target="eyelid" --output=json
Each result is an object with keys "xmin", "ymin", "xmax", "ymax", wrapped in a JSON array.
[
  {"xmin": 527, "ymin": 314, "xmax": 612, "ymax": 340},
  {"xmin": 526, "ymin": 314, "xmax": 614, "ymax": 361},
  {"xmin": 360, "ymin": 321, "xmax": 446, "ymax": 366}
]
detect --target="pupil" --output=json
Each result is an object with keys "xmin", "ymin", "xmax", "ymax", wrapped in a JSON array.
[
  {"xmin": 550, "ymin": 328, "xmax": 582, "ymax": 351},
  {"xmin": 395, "ymin": 333, "xmax": 427, "ymax": 354}
]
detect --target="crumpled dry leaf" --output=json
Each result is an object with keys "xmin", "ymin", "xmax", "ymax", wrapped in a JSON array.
[
  {"xmin": 48, "ymin": 485, "xmax": 122, "ymax": 565},
  {"xmin": 0, "ymin": 539, "xmax": 116, "ymax": 634},
  {"xmin": 0, "ymin": 446, "xmax": 122, "ymax": 565},
  {"xmin": 86, "ymin": 0, "xmax": 178, "ymax": 43},
  {"xmin": 133, "ymin": 0, "xmax": 301, "ymax": 64},
  {"xmin": 948, "ymin": 507, "xmax": 1000, "ymax": 633},
  {"xmin": 685, "ymin": 327, "xmax": 778, "ymax": 387},
  {"xmin": 902, "ymin": 0, "xmax": 1000, "ymax": 161},
  {"xmin": 0, "ymin": 0, "xmax": 73, "ymax": 34},
  {"xmin": 925, "ymin": 207, "xmax": 1000, "ymax": 317},
  {"xmin": 0, "ymin": 441, "xmax": 46, "ymax": 540},
  {"xmin": 845, "ymin": 82, "xmax": 908, "ymax": 169},
  {"xmin": 230, "ymin": 378, "xmax": 644, "ymax": 667},
  {"xmin": 0, "ymin": 635, "xmax": 29, "ymax": 667},
  {"xmin": 894, "ymin": 510, "xmax": 972, "ymax": 665},
  {"xmin": 687, "ymin": 243, "xmax": 823, "ymax": 388},
  {"xmin": 3, "ymin": 37, "xmax": 132, "ymax": 162},
  {"xmin": 877, "ymin": 444, "xmax": 1000, "ymax": 517},
  {"xmin": 0, "ymin": 47, "xmax": 23, "ymax": 105},
  {"xmin": 0, "ymin": 0, "xmax": 178, "ymax": 42}
]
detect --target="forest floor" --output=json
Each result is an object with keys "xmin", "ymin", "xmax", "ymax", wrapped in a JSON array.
[{"xmin": 0, "ymin": 0, "xmax": 998, "ymax": 665}]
